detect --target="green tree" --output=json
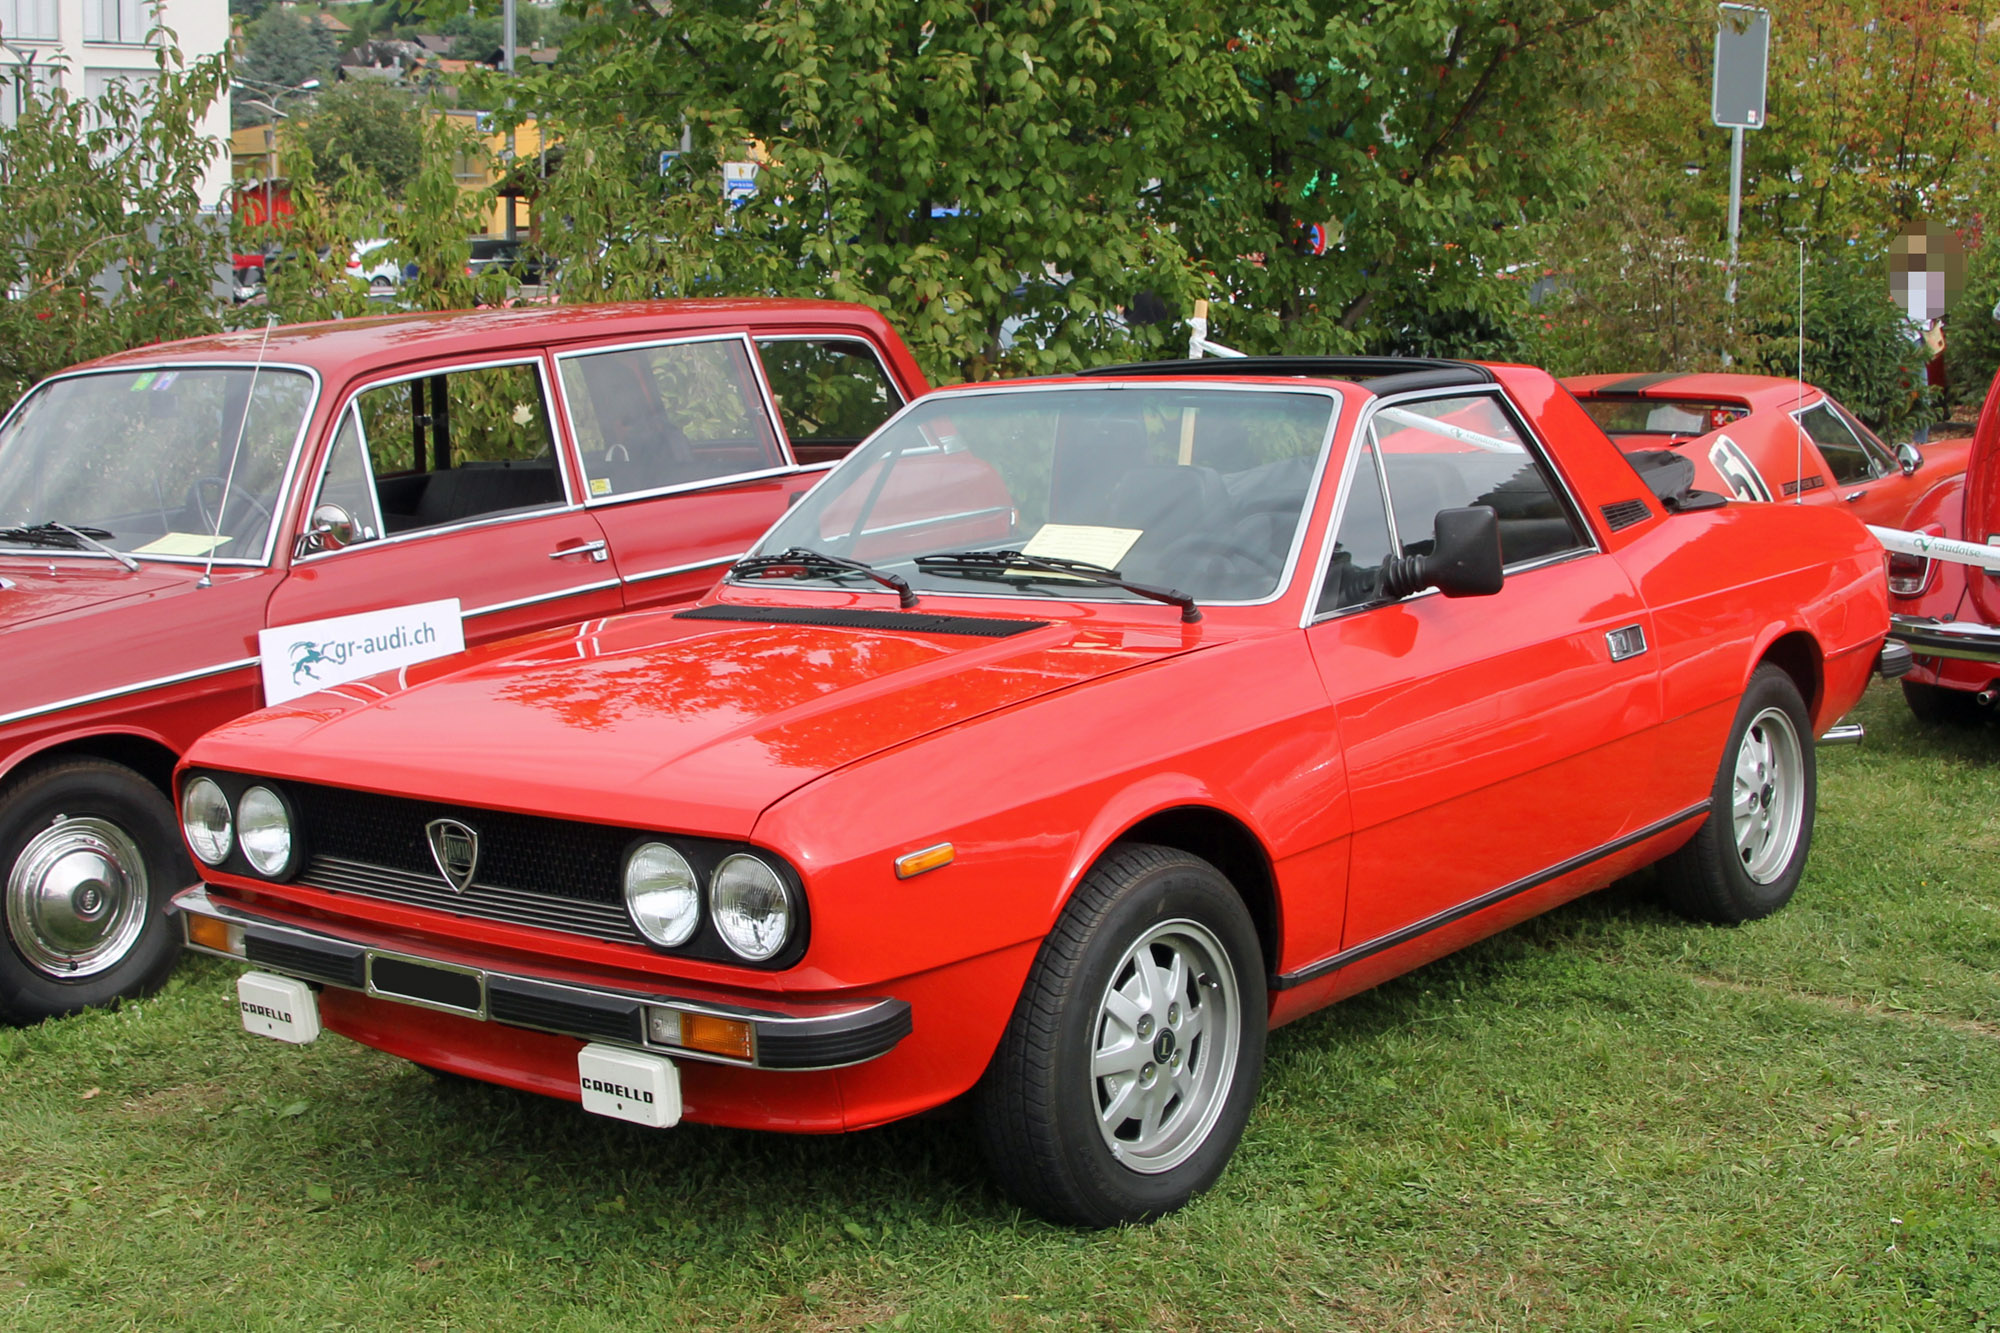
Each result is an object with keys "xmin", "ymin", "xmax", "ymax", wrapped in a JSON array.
[
  {"xmin": 290, "ymin": 80, "xmax": 424, "ymax": 197},
  {"xmin": 0, "ymin": 47, "xmax": 230, "ymax": 407},
  {"xmin": 233, "ymin": 7, "xmax": 341, "ymax": 126}
]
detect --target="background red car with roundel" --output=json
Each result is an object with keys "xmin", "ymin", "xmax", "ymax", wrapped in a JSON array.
[
  {"xmin": 174, "ymin": 353, "xmax": 1899, "ymax": 1225},
  {"xmin": 0, "ymin": 300, "xmax": 927, "ymax": 1024},
  {"xmin": 1565, "ymin": 371, "xmax": 1970, "ymax": 527}
]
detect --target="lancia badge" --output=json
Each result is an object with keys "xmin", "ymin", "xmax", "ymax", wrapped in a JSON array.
[{"xmin": 426, "ymin": 818, "xmax": 480, "ymax": 892}]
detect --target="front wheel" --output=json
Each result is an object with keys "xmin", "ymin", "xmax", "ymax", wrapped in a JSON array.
[
  {"xmin": 1658, "ymin": 664, "xmax": 1816, "ymax": 924},
  {"xmin": 974, "ymin": 844, "xmax": 1266, "ymax": 1227},
  {"xmin": 0, "ymin": 759, "xmax": 187, "ymax": 1023}
]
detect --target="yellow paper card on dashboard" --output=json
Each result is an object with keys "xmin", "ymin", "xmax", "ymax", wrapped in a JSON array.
[
  {"xmin": 133, "ymin": 532, "xmax": 232, "ymax": 556},
  {"xmin": 1021, "ymin": 524, "xmax": 1142, "ymax": 570}
]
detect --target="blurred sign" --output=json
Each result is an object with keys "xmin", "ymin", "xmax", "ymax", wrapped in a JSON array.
[
  {"xmin": 722, "ymin": 161, "xmax": 759, "ymax": 202},
  {"xmin": 1712, "ymin": 5, "xmax": 1770, "ymax": 129}
]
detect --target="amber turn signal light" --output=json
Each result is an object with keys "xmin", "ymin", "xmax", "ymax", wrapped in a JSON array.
[
  {"xmin": 680, "ymin": 1013, "xmax": 754, "ymax": 1060},
  {"xmin": 186, "ymin": 914, "xmax": 242, "ymax": 956},
  {"xmin": 893, "ymin": 842, "xmax": 955, "ymax": 879}
]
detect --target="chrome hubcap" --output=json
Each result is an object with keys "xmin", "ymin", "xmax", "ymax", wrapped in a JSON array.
[
  {"xmin": 6, "ymin": 816, "xmax": 150, "ymax": 978},
  {"xmin": 1090, "ymin": 918, "xmax": 1241, "ymax": 1174},
  {"xmin": 1731, "ymin": 706, "xmax": 1805, "ymax": 884}
]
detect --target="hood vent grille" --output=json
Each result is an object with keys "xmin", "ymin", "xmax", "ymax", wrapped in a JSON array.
[{"xmin": 676, "ymin": 604, "xmax": 1049, "ymax": 638}]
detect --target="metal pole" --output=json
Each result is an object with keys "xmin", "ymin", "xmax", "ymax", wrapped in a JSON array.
[
  {"xmin": 503, "ymin": 0, "xmax": 518, "ymax": 242},
  {"xmin": 1726, "ymin": 124, "xmax": 1744, "ymax": 306}
]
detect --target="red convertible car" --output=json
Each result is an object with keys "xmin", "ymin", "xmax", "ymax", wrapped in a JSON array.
[
  {"xmin": 1882, "ymin": 366, "xmax": 2000, "ymax": 722},
  {"xmin": 1566, "ymin": 371, "xmax": 1970, "ymax": 529},
  {"xmin": 0, "ymin": 301, "xmax": 925, "ymax": 1022},
  {"xmin": 175, "ymin": 357, "xmax": 1895, "ymax": 1224}
]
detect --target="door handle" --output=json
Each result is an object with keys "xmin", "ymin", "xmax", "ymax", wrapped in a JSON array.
[
  {"xmin": 550, "ymin": 539, "xmax": 609, "ymax": 563},
  {"xmin": 1843, "ymin": 490, "xmax": 1866, "ymax": 503}
]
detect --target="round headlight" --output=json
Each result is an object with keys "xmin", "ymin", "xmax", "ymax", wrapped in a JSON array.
[
  {"xmin": 180, "ymin": 777, "xmax": 234, "ymax": 867},
  {"xmin": 624, "ymin": 842, "xmax": 700, "ymax": 949},
  {"xmin": 709, "ymin": 853, "xmax": 792, "ymax": 961},
  {"xmin": 237, "ymin": 785, "xmax": 293, "ymax": 877}
]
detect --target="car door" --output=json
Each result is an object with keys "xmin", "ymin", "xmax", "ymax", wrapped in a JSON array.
[
  {"xmin": 1794, "ymin": 399, "xmax": 1909, "ymax": 526},
  {"xmin": 1306, "ymin": 389, "xmax": 1662, "ymax": 952},
  {"xmin": 553, "ymin": 334, "xmax": 829, "ymax": 613},
  {"xmin": 267, "ymin": 355, "xmax": 623, "ymax": 648}
]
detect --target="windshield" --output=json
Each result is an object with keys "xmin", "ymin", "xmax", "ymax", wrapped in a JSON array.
[
  {"xmin": 0, "ymin": 367, "xmax": 313, "ymax": 562},
  {"xmin": 746, "ymin": 385, "xmax": 1337, "ymax": 604},
  {"xmin": 1579, "ymin": 397, "xmax": 1748, "ymax": 439}
]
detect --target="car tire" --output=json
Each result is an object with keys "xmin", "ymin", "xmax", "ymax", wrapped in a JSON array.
[
  {"xmin": 1658, "ymin": 665, "xmax": 1816, "ymax": 924},
  {"xmin": 0, "ymin": 759, "xmax": 187, "ymax": 1023},
  {"xmin": 973, "ymin": 843, "xmax": 1266, "ymax": 1227},
  {"xmin": 1901, "ymin": 678, "xmax": 1985, "ymax": 727}
]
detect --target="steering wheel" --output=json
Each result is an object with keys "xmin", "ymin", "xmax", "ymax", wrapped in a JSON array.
[{"xmin": 184, "ymin": 476, "xmax": 274, "ymax": 538}]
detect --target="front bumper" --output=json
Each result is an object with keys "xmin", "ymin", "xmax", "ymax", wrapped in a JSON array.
[
  {"xmin": 174, "ymin": 886, "xmax": 911, "ymax": 1072},
  {"xmin": 1888, "ymin": 615, "xmax": 2000, "ymax": 665}
]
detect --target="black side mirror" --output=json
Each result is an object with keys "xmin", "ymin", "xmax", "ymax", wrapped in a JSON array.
[
  {"xmin": 1381, "ymin": 506, "xmax": 1504, "ymax": 600},
  {"xmin": 1896, "ymin": 442, "xmax": 1923, "ymax": 477}
]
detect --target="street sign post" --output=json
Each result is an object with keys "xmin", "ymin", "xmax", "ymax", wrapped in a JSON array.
[{"xmin": 1713, "ymin": 5, "xmax": 1770, "ymax": 307}]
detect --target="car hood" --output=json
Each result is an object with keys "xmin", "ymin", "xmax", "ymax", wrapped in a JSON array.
[
  {"xmin": 0, "ymin": 559, "xmax": 199, "ymax": 628},
  {"xmin": 191, "ymin": 605, "xmax": 1207, "ymax": 837}
]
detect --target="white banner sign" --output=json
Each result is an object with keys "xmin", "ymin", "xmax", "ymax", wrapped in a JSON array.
[
  {"xmin": 258, "ymin": 599, "xmax": 466, "ymax": 705},
  {"xmin": 1868, "ymin": 526, "xmax": 2000, "ymax": 574}
]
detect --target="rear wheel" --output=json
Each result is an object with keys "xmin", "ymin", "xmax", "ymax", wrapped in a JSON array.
[
  {"xmin": 974, "ymin": 844, "xmax": 1266, "ymax": 1227},
  {"xmin": 0, "ymin": 759, "xmax": 187, "ymax": 1023},
  {"xmin": 1901, "ymin": 678, "xmax": 1986, "ymax": 727},
  {"xmin": 1659, "ymin": 665, "xmax": 1816, "ymax": 924}
]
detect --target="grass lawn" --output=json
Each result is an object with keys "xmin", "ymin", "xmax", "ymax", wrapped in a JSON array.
[{"xmin": 0, "ymin": 682, "xmax": 1994, "ymax": 1331}]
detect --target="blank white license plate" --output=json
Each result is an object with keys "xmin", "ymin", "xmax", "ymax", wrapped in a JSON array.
[
  {"xmin": 238, "ymin": 972, "xmax": 322, "ymax": 1044},
  {"xmin": 578, "ymin": 1043, "xmax": 681, "ymax": 1128}
]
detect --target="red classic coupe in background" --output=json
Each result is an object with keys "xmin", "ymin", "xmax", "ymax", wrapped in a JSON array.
[
  {"xmin": 0, "ymin": 301, "xmax": 926, "ymax": 1022},
  {"xmin": 175, "ymin": 356, "xmax": 1897, "ymax": 1225},
  {"xmin": 1882, "ymin": 366, "xmax": 2000, "ymax": 722},
  {"xmin": 1565, "ymin": 371, "xmax": 1970, "ymax": 529}
]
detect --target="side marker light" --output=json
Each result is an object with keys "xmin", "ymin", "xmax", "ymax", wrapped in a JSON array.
[{"xmin": 894, "ymin": 842, "xmax": 955, "ymax": 879}]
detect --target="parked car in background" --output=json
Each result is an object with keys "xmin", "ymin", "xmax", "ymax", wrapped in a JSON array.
[
  {"xmin": 466, "ymin": 237, "xmax": 544, "ymax": 286},
  {"xmin": 1565, "ymin": 372, "xmax": 1970, "ymax": 531},
  {"xmin": 176, "ymin": 355, "xmax": 1895, "ymax": 1225},
  {"xmin": 0, "ymin": 300, "xmax": 927, "ymax": 1023},
  {"xmin": 1882, "ymin": 366, "xmax": 2000, "ymax": 723},
  {"xmin": 347, "ymin": 239, "xmax": 415, "ymax": 294}
]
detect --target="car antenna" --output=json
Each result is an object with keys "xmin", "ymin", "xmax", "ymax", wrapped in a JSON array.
[
  {"xmin": 199, "ymin": 315, "xmax": 278, "ymax": 589},
  {"xmin": 1794, "ymin": 239, "xmax": 1805, "ymax": 504}
]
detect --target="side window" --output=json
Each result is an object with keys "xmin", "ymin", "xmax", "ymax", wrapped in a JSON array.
[
  {"xmin": 1370, "ymin": 394, "xmax": 1590, "ymax": 568},
  {"xmin": 346, "ymin": 362, "xmax": 563, "ymax": 536},
  {"xmin": 561, "ymin": 338, "xmax": 786, "ymax": 500},
  {"xmin": 307, "ymin": 408, "xmax": 386, "ymax": 548},
  {"xmin": 755, "ymin": 338, "xmax": 904, "ymax": 463},
  {"xmin": 1319, "ymin": 436, "xmax": 1396, "ymax": 614},
  {"xmin": 1796, "ymin": 403, "xmax": 1881, "ymax": 485}
]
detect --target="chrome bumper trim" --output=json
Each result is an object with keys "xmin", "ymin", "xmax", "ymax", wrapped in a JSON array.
[
  {"xmin": 1888, "ymin": 615, "xmax": 2000, "ymax": 665},
  {"xmin": 175, "ymin": 886, "xmax": 911, "ymax": 1071}
]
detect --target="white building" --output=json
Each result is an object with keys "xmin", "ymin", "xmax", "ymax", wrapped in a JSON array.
[{"xmin": 1, "ymin": 0, "xmax": 233, "ymax": 205}]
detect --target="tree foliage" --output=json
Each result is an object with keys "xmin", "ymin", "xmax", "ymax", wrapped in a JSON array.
[
  {"xmin": 0, "ymin": 47, "xmax": 230, "ymax": 406},
  {"xmin": 233, "ymin": 8, "xmax": 341, "ymax": 127},
  {"xmin": 289, "ymin": 81, "xmax": 425, "ymax": 198}
]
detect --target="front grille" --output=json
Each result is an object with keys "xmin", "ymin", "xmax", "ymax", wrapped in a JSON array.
[{"xmin": 301, "ymin": 854, "xmax": 641, "ymax": 943}]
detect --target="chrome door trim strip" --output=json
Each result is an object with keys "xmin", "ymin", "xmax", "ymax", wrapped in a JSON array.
[
  {"xmin": 618, "ymin": 553, "xmax": 744, "ymax": 587},
  {"xmin": 464, "ymin": 578, "xmax": 623, "ymax": 620},
  {"xmin": 0, "ymin": 656, "xmax": 262, "ymax": 728},
  {"xmin": 1270, "ymin": 801, "xmax": 1711, "ymax": 991}
]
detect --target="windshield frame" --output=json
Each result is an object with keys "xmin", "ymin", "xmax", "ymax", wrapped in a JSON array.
[
  {"xmin": 0, "ymin": 361, "xmax": 324, "ymax": 569},
  {"xmin": 731, "ymin": 378, "xmax": 1347, "ymax": 611}
]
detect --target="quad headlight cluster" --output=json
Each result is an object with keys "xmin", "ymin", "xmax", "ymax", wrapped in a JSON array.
[
  {"xmin": 622, "ymin": 843, "xmax": 796, "ymax": 962},
  {"xmin": 180, "ymin": 775, "xmax": 300, "ymax": 880}
]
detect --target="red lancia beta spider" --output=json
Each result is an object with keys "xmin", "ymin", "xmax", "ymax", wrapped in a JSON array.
[{"xmin": 175, "ymin": 356, "xmax": 1899, "ymax": 1225}]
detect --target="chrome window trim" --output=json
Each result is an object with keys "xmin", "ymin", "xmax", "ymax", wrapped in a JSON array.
[
  {"xmin": 731, "ymin": 380, "xmax": 1345, "ymax": 611},
  {"xmin": 0, "ymin": 655, "xmax": 261, "ymax": 729},
  {"xmin": 292, "ymin": 354, "xmax": 578, "ymax": 565},
  {"xmin": 0, "ymin": 361, "xmax": 324, "ymax": 568},
  {"xmin": 552, "ymin": 332, "xmax": 801, "ymax": 497},
  {"xmin": 1795, "ymin": 397, "xmax": 1895, "ymax": 478},
  {"xmin": 1304, "ymin": 384, "xmax": 1601, "ymax": 628},
  {"xmin": 465, "ymin": 577, "xmax": 624, "ymax": 620}
]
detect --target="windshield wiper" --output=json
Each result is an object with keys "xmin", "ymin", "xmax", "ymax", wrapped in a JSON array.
[
  {"xmin": 0, "ymin": 522, "xmax": 139, "ymax": 570},
  {"xmin": 731, "ymin": 546, "xmax": 919, "ymax": 609},
  {"xmin": 914, "ymin": 549, "xmax": 1201, "ymax": 623}
]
